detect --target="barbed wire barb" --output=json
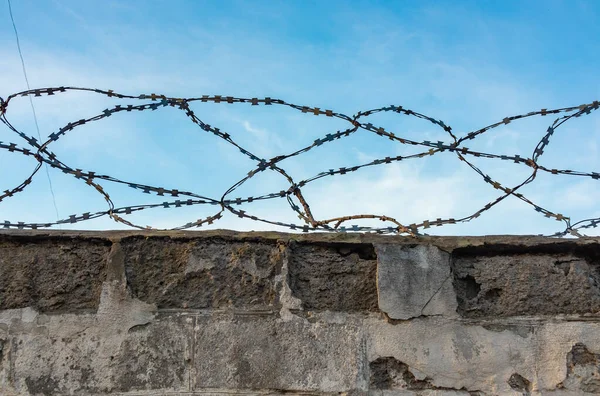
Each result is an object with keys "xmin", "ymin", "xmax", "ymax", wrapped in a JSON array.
[{"xmin": 0, "ymin": 86, "xmax": 598, "ymax": 237}]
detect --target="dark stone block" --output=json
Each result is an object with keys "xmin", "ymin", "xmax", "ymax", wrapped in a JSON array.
[
  {"xmin": 0, "ymin": 238, "xmax": 109, "ymax": 312},
  {"xmin": 122, "ymin": 237, "xmax": 284, "ymax": 309},
  {"xmin": 452, "ymin": 252, "xmax": 600, "ymax": 317},
  {"xmin": 287, "ymin": 242, "xmax": 378, "ymax": 312}
]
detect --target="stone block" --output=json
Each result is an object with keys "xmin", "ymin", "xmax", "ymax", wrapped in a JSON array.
[
  {"xmin": 535, "ymin": 321, "xmax": 600, "ymax": 392},
  {"xmin": 193, "ymin": 315, "xmax": 365, "ymax": 392},
  {"xmin": 0, "ymin": 333, "xmax": 8, "ymax": 394},
  {"xmin": 107, "ymin": 313, "xmax": 190, "ymax": 393},
  {"xmin": 365, "ymin": 317, "xmax": 537, "ymax": 395},
  {"xmin": 375, "ymin": 244, "xmax": 457, "ymax": 320},
  {"xmin": 452, "ymin": 253, "xmax": 600, "ymax": 317},
  {"xmin": 1, "ymin": 310, "xmax": 190, "ymax": 395},
  {"xmin": 122, "ymin": 237, "xmax": 284, "ymax": 309},
  {"xmin": 287, "ymin": 241, "xmax": 378, "ymax": 312},
  {"xmin": 0, "ymin": 237, "xmax": 109, "ymax": 312}
]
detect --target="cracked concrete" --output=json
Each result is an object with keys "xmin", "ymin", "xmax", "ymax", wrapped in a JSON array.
[
  {"xmin": 1, "ymin": 231, "xmax": 600, "ymax": 395},
  {"xmin": 375, "ymin": 244, "xmax": 458, "ymax": 320}
]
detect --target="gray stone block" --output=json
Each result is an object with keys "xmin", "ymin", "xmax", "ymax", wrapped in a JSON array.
[
  {"xmin": 1, "ymin": 310, "xmax": 190, "ymax": 395},
  {"xmin": 365, "ymin": 317, "xmax": 537, "ymax": 395},
  {"xmin": 193, "ymin": 315, "xmax": 365, "ymax": 392},
  {"xmin": 107, "ymin": 314, "xmax": 190, "ymax": 393},
  {"xmin": 375, "ymin": 244, "xmax": 457, "ymax": 320}
]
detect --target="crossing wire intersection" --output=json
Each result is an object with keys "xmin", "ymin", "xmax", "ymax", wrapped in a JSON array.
[{"xmin": 0, "ymin": 87, "xmax": 599, "ymax": 237}]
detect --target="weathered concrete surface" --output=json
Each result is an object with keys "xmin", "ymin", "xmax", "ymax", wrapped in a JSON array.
[
  {"xmin": 1, "ymin": 231, "xmax": 600, "ymax": 395},
  {"xmin": 192, "ymin": 315, "xmax": 364, "ymax": 391},
  {"xmin": 287, "ymin": 241, "xmax": 378, "ymax": 312},
  {"xmin": 0, "ymin": 237, "xmax": 110, "ymax": 312},
  {"xmin": 452, "ymin": 250, "xmax": 600, "ymax": 317},
  {"xmin": 376, "ymin": 244, "xmax": 457, "ymax": 320},
  {"xmin": 122, "ymin": 237, "xmax": 285, "ymax": 310}
]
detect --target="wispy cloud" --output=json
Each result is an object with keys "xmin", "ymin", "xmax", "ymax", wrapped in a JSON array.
[{"xmin": 1, "ymin": 1, "xmax": 598, "ymax": 235}]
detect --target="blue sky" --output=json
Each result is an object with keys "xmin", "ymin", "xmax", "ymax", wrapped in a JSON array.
[{"xmin": 1, "ymin": 0, "xmax": 599, "ymax": 235}]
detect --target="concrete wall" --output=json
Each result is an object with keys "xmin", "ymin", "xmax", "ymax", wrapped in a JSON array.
[{"xmin": 1, "ymin": 231, "xmax": 600, "ymax": 395}]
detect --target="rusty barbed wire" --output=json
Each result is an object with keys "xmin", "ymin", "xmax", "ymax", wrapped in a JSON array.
[{"xmin": 0, "ymin": 87, "xmax": 598, "ymax": 237}]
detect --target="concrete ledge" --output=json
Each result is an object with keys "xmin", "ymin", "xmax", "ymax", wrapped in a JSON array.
[{"xmin": 0, "ymin": 231, "xmax": 600, "ymax": 395}]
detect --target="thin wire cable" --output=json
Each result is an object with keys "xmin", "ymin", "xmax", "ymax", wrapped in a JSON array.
[
  {"xmin": 7, "ymin": 0, "xmax": 60, "ymax": 222},
  {"xmin": 0, "ymin": 86, "xmax": 598, "ymax": 237}
]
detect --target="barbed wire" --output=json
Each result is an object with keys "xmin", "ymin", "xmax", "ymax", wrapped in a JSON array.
[{"xmin": 0, "ymin": 87, "xmax": 598, "ymax": 237}]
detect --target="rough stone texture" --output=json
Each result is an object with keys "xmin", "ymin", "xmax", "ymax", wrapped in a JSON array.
[
  {"xmin": 122, "ymin": 237, "xmax": 284, "ymax": 309},
  {"xmin": 535, "ymin": 321, "xmax": 600, "ymax": 393},
  {"xmin": 287, "ymin": 241, "xmax": 378, "ymax": 312},
  {"xmin": 0, "ymin": 236, "xmax": 110, "ymax": 312},
  {"xmin": 0, "ymin": 231, "xmax": 600, "ymax": 395},
  {"xmin": 193, "ymin": 314, "xmax": 364, "ymax": 391},
  {"xmin": 452, "ymin": 251, "xmax": 600, "ymax": 317},
  {"xmin": 1, "ymin": 309, "xmax": 189, "ymax": 395},
  {"xmin": 376, "ymin": 244, "xmax": 457, "ymax": 320},
  {"xmin": 0, "ymin": 334, "xmax": 7, "ymax": 394},
  {"xmin": 557, "ymin": 343, "xmax": 600, "ymax": 393},
  {"xmin": 369, "ymin": 356, "xmax": 477, "ymax": 393},
  {"xmin": 365, "ymin": 317, "xmax": 536, "ymax": 395},
  {"xmin": 507, "ymin": 372, "xmax": 532, "ymax": 394}
]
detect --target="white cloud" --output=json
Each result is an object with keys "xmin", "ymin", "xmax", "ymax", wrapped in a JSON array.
[
  {"xmin": 240, "ymin": 120, "xmax": 287, "ymax": 158},
  {"xmin": 1, "ymin": 2, "xmax": 598, "ymax": 237}
]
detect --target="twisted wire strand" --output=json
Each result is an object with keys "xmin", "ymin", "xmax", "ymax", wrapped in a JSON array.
[{"xmin": 0, "ymin": 87, "xmax": 598, "ymax": 237}]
